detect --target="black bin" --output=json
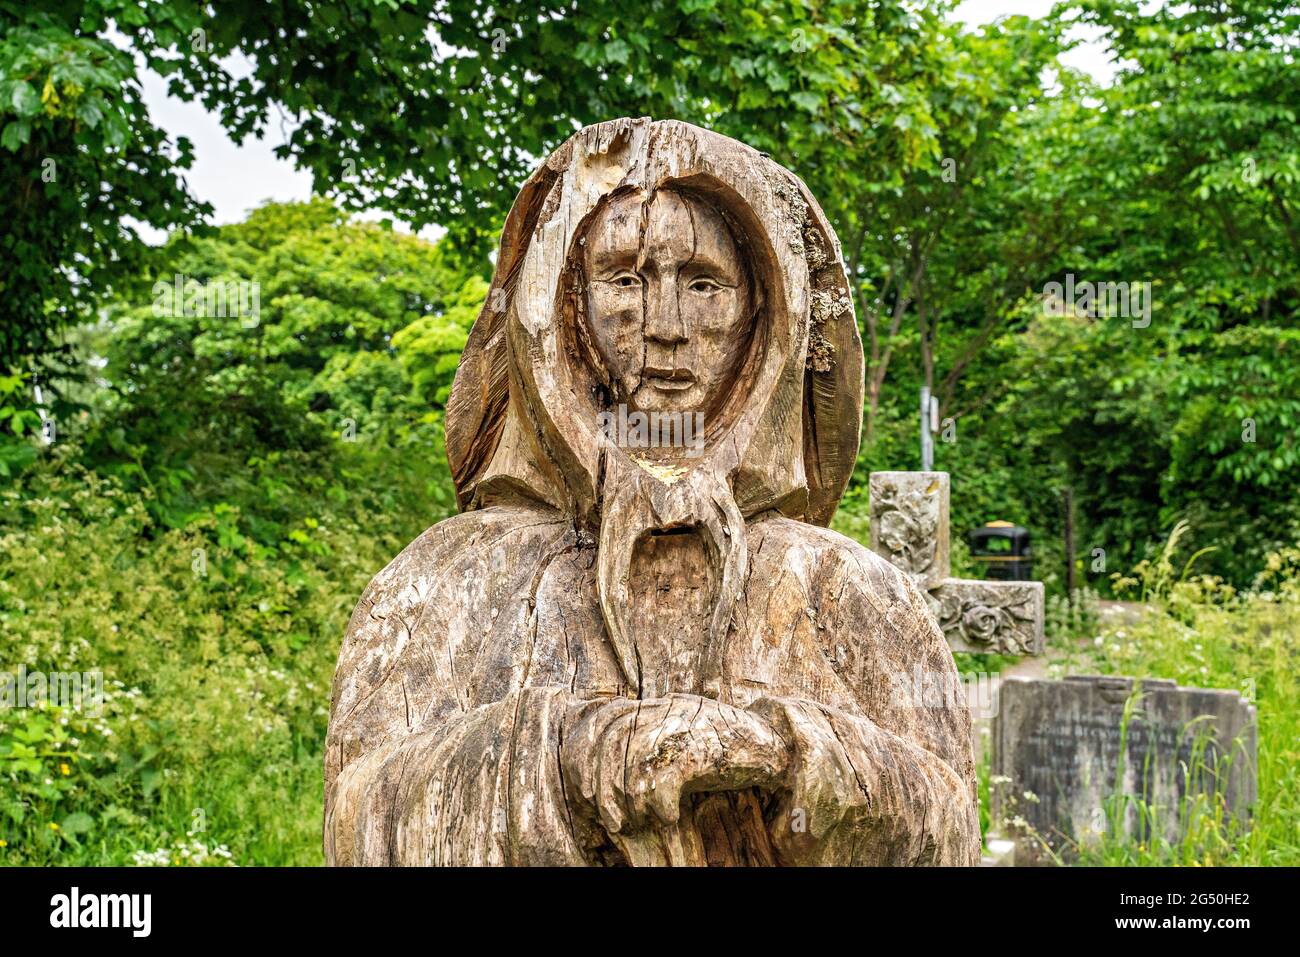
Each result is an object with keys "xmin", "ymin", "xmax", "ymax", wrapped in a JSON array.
[{"xmin": 968, "ymin": 521, "xmax": 1033, "ymax": 581}]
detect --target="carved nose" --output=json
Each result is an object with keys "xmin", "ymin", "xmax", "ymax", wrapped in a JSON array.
[{"xmin": 645, "ymin": 280, "xmax": 688, "ymax": 345}]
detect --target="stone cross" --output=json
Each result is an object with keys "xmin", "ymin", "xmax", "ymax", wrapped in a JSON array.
[{"xmin": 870, "ymin": 471, "xmax": 1045, "ymax": 656}]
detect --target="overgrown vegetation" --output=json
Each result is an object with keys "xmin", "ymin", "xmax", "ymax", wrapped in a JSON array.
[
  {"xmin": 1, "ymin": 0, "xmax": 1297, "ymax": 865},
  {"xmin": 0, "ymin": 454, "xmax": 441, "ymax": 864},
  {"xmin": 1, "ymin": 205, "xmax": 465, "ymax": 864},
  {"xmin": 988, "ymin": 527, "xmax": 1300, "ymax": 866}
]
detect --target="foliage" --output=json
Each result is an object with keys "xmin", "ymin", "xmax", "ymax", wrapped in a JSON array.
[
  {"xmin": 1, "ymin": 1, "xmax": 1298, "ymax": 866},
  {"xmin": 845, "ymin": 0, "xmax": 1300, "ymax": 588},
  {"xmin": 1, "ymin": 0, "xmax": 969, "ymax": 364},
  {"xmin": 1046, "ymin": 586, "xmax": 1100, "ymax": 642},
  {"xmin": 0, "ymin": 7, "xmax": 208, "ymax": 364},
  {"xmin": 0, "ymin": 449, "xmax": 450, "ymax": 865},
  {"xmin": 75, "ymin": 199, "xmax": 472, "ymax": 527},
  {"xmin": 0, "ymin": 201, "xmax": 468, "ymax": 864}
]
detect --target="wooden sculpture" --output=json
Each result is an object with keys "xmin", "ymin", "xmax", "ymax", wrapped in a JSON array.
[{"xmin": 324, "ymin": 118, "xmax": 979, "ymax": 866}]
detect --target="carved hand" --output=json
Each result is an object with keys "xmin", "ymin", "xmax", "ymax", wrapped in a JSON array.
[{"xmin": 562, "ymin": 694, "xmax": 790, "ymax": 837}]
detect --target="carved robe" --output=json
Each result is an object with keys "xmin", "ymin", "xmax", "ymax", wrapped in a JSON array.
[{"xmin": 324, "ymin": 118, "xmax": 980, "ymax": 866}]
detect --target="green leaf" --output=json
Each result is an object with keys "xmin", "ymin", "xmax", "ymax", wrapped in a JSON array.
[
  {"xmin": 1, "ymin": 120, "xmax": 31, "ymax": 151},
  {"xmin": 791, "ymin": 90, "xmax": 821, "ymax": 113},
  {"xmin": 61, "ymin": 812, "xmax": 95, "ymax": 836},
  {"xmin": 605, "ymin": 39, "xmax": 631, "ymax": 65},
  {"xmin": 10, "ymin": 82, "xmax": 39, "ymax": 117}
]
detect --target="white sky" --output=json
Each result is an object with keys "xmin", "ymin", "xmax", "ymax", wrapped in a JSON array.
[
  {"xmin": 954, "ymin": 0, "xmax": 1118, "ymax": 83},
  {"xmin": 136, "ymin": 59, "xmax": 311, "ymax": 234},
  {"xmin": 134, "ymin": 3, "xmax": 1116, "ymax": 242}
]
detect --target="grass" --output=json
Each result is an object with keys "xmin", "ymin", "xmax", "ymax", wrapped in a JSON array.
[{"xmin": 0, "ymin": 443, "xmax": 448, "ymax": 866}]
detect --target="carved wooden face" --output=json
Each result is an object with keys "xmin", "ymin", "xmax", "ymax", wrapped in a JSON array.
[{"xmin": 582, "ymin": 189, "xmax": 752, "ymax": 416}]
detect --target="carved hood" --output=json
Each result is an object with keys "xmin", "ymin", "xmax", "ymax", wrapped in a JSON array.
[
  {"xmin": 444, "ymin": 118, "xmax": 864, "ymax": 694},
  {"xmin": 446, "ymin": 116, "xmax": 863, "ymax": 526}
]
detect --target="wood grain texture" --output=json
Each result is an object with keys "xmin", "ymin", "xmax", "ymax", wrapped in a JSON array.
[{"xmin": 325, "ymin": 119, "xmax": 979, "ymax": 866}]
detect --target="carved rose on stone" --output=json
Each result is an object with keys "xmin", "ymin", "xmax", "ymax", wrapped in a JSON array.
[
  {"xmin": 960, "ymin": 604, "xmax": 1008, "ymax": 645},
  {"xmin": 873, "ymin": 486, "xmax": 939, "ymax": 576},
  {"xmin": 930, "ymin": 585, "xmax": 1038, "ymax": 656}
]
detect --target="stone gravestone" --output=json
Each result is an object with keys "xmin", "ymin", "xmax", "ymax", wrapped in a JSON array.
[
  {"xmin": 992, "ymin": 675, "xmax": 1257, "ymax": 864},
  {"xmin": 870, "ymin": 471, "xmax": 1045, "ymax": 656}
]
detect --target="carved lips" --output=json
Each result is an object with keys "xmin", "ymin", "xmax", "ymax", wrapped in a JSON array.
[{"xmin": 641, "ymin": 366, "xmax": 696, "ymax": 392}]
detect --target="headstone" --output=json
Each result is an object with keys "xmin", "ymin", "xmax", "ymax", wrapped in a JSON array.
[
  {"xmin": 992, "ymin": 675, "xmax": 1257, "ymax": 863},
  {"xmin": 870, "ymin": 470, "xmax": 949, "ymax": 588},
  {"xmin": 870, "ymin": 471, "xmax": 1045, "ymax": 655}
]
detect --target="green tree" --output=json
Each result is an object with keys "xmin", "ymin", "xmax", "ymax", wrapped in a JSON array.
[
  {"xmin": 1, "ymin": 0, "xmax": 963, "ymax": 368},
  {"xmin": 84, "ymin": 198, "xmax": 475, "ymax": 525},
  {"xmin": 908, "ymin": 0, "xmax": 1300, "ymax": 585}
]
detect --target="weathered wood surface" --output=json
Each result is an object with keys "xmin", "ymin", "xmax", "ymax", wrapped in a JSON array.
[{"xmin": 325, "ymin": 118, "xmax": 980, "ymax": 866}]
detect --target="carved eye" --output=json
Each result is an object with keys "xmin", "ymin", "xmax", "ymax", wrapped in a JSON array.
[
  {"xmin": 609, "ymin": 272, "xmax": 641, "ymax": 289},
  {"xmin": 688, "ymin": 277, "xmax": 723, "ymax": 294}
]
